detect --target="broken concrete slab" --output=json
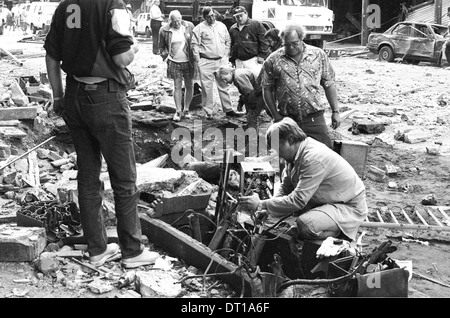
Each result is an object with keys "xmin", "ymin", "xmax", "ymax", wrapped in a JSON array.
[
  {"xmin": 130, "ymin": 101, "xmax": 154, "ymax": 111},
  {"xmin": 102, "ymin": 167, "xmax": 200, "ymax": 193},
  {"xmin": 0, "ymin": 142, "xmax": 11, "ymax": 159},
  {"xmin": 0, "ymin": 106, "xmax": 38, "ymax": 121},
  {"xmin": 135, "ymin": 270, "xmax": 183, "ymax": 298},
  {"xmin": 0, "ymin": 225, "xmax": 46, "ymax": 262},
  {"xmin": 404, "ymin": 130, "xmax": 430, "ymax": 144},
  {"xmin": 87, "ymin": 278, "xmax": 114, "ymax": 294},
  {"xmin": 352, "ymin": 120, "xmax": 386, "ymax": 134},
  {"xmin": 0, "ymin": 126, "xmax": 27, "ymax": 138},
  {"xmin": 139, "ymin": 215, "xmax": 253, "ymax": 296},
  {"xmin": 376, "ymin": 107, "xmax": 397, "ymax": 117}
]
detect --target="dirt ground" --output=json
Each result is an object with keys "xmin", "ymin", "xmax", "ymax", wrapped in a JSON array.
[{"xmin": 0, "ymin": 28, "xmax": 450, "ymax": 299}]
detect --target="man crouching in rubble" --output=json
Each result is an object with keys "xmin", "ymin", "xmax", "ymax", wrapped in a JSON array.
[
  {"xmin": 239, "ymin": 117, "xmax": 368, "ymax": 245},
  {"xmin": 44, "ymin": 0, "xmax": 160, "ymax": 268}
]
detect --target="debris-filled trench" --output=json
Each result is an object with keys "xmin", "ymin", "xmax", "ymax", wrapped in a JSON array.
[{"xmin": 1, "ymin": 33, "xmax": 450, "ymax": 299}]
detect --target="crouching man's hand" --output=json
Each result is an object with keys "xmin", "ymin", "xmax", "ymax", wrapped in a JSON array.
[{"xmin": 238, "ymin": 193, "xmax": 260, "ymax": 212}]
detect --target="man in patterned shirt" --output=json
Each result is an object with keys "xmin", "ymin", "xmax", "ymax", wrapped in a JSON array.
[{"xmin": 261, "ymin": 23, "xmax": 341, "ymax": 149}]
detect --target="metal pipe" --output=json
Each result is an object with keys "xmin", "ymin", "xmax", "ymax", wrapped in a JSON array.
[{"xmin": 0, "ymin": 136, "xmax": 56, "ymax": 171}]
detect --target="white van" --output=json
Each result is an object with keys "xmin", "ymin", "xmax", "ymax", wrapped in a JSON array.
[{"xmin": 24, "ymin": 1, "xmax": 59, "ymax": 34}]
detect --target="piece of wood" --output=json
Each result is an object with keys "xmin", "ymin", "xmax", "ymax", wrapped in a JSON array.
[
  {"xmin": 388, "ymin": 209, "xmax": 399, "ymax": 224},
  {"xmin": 345, "ymin": 12, "xmax": 361, "ymax": 31},
  {"xmin": 413, "ymin": 272, "xmax": 450, "ymax": 288},
  {"xmin": 139, "ymin": 215, "xmax": 253, "ymax": 296},
  {"xmin": 0, "ymin": 120, "xmax": 20, "ymax": 126},
  {"xmin": 401, "ymin": 208, "xmax": 414, "ymax": 224},
  {"xmin": 415, "ymin": 209, "xmax": 429, "ymax": 226},
  {"xmin": 145, "ymin": 154, "xmax": 168, "ymax": 168},
  {"xmin": 0, "ymin": 126, "xmax": 27, "ymax": 138},
  {"xmin": 0, "ymin": 106, "xmax": 38, "ymax": 121},
  {"xmin": 376, "ymin": 210, "xmax": 384, "ymax": 223},
  {"xmin": 393, "ymin": 85, "xmax": 429, "ymax": 97},
  {"xmin": 130, "ymin": 101, "xmax": 154, "ymax": 111},
  {"xmin": 0, "ymin": 47, "xmax": 24, "ymax": 66},
  {"xmin": 55, "ymin": 250, "xmax": 84, "ymax": 258},
  {"xmin": 360, "ymin": 221, "xmax": 450, "ymax": 232},
  {"xmin": 426, "ymin": 208, "xmax": 443, "ymax": 227},
  {"xmin": 69, "ymin": 257, "xmax": 104, "ymax": 274}
]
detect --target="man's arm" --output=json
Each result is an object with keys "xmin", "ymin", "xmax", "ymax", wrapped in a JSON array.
[
  {"xmin": 191, "ymin": 25, "xmax": 201, "ymax": 63},
  {"xmin": 262, "ymin": 87, "xmax": 282, "ymax": 121},
  {"xmin": 256, "ymin": 22, "xmax": 269, "ymax": 61},
  {"xmin": 111, "ymin": 38, "xmax": 138, "ymax": 68},
  {"xmin": 324, "ymin": 84, "xmax": 341, "ymax": 129},
  {"xmin": 45, "ymin": 54, "xmax": 63, "ymax": 98},
  {"xmin": 45, "ymin": 53, "xmax": 64, "ymax": 116},
  {"xmin": 264, "ymin": 158, "xmax": 327, "ymax": 217}
]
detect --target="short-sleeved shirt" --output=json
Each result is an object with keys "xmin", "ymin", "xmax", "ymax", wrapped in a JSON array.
[{"xmin": 261, "ymin": 43, "xmax": 335, "ymax": 121}]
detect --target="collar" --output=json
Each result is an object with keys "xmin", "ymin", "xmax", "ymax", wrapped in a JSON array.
[
  {"xmin": 230, "ymin": 18, "xmax": 251, "ymax": 29},
  {"xmin": 293, "ymin": 138, "xmax": 310, "ymax": 163}
]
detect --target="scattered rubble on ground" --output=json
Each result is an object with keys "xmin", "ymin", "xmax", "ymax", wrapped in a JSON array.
[{"xmin": 1, "ymin": 36, "xmax": 450, "ymax": 299}]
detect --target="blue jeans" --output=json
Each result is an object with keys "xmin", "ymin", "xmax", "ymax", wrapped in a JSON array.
[{"xmin": 63, "ymin": 77, "xmax": 143, "ymax": 259}]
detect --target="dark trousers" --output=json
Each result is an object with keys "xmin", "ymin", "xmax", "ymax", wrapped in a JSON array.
[
  {"xmin": 151, "ymin": 19, "xmax": 162, "ymax": 55},
  {"xmin": 295, "ymin": 111, "xmax": 333, "ymax": 149},
  {"xmin": 63, "ymin": 77, "xmax": 143, "ymax": 259}
]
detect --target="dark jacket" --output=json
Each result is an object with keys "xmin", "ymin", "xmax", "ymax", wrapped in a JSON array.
[
  {"xmin": 229, "ymin": 18, "xmax": 269, "ymax": 63},
  {"xmin": 44, "ymin": 0, "xmax": 134, "ymax": 86},
  {"xmin": 158, "ymin": 20, "xmax": 195, "ymax": 66}
]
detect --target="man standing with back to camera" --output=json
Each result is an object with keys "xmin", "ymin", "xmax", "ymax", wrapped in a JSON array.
[{"xmin": 44, "ymin": 0, "xmax": 160, "ymax": 268}]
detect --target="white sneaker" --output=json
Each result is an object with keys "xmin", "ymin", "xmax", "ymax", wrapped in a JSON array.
[
  {"xmin": 183, "ymin": 111, "xmax": 192, "ymax": 119},
  {"xmin": 173, "ymin": 112, "xmax": 181, "ymax": 122},
  {"xmin": 89, "ymin": 243, "xmax": 121, "ymax": 267},
  {"xmin": 122, "ymin": 249, "xmax": 161, "ymax": 269}
]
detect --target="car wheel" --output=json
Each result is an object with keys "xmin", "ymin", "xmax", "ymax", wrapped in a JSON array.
[
  {"xmin": 379, "ymin": 46, "xmax": 394, "ymax": 62},
  {"xmin": 145, "ymin": 27, "xmax": 151, "ymax": 38}
]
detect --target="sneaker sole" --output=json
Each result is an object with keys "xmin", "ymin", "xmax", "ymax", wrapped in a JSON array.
[{"xmin": 90, "ymin": 251, "xmax": 121, "ymax": 267}]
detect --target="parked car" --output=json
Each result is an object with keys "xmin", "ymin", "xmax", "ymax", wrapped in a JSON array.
[
  {"xmin": 367, "ymin": 21, "xmax": 448, "ymax": 65},
  {"xmin": 133, "ymin": 12, "xmax": 151, "ymax": 38},
  {"xmin": 24, "ymin": 1, "xmax": 59, "ymax": 34}
]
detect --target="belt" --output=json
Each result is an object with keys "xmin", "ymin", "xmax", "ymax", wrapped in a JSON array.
[
  {"xmin": 200, "ymin": 53, "xmax": 221, "ymax": 60},
  {"xmin": 301, "ymin": 110, "xmax": 324, "ymax": 121}
]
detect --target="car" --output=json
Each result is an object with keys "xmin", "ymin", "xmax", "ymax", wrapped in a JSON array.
[
  {"xmin": 366, "ymin": 21, "xmax": 448, "ymax": 65},
  {"xmin": 133, "ymin": 13, "xmax": 151, "ymax": 38},
  {"xmin": 24, "ymin": 1, "xmax": 59, "ymax": 34}
]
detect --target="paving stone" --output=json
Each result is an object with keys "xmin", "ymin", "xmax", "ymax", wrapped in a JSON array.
[
  {"xmin": 135, "ymin": 270, "xmax": 183, "ymax": 298},
  {"xmin": 0, "ymin": 106, "xmax": 38, "ymax": 121},
  {"xmin": 0, "ymin": 225, "xmax": 46, "ymax": 262}
]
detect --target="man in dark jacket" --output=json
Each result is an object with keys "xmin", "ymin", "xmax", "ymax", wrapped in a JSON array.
[
  {"xmin": 44, "ymin": 0, "xmax": 160, "ymax": 269},
  {"xmin": 229, "ymin": 6, "xmax": 269, "ymax": 78}
]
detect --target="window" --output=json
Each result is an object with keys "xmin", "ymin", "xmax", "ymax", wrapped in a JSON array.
[{"xmin": 392, "ymin": 24, "xmax": 411, "ymax": 36}]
